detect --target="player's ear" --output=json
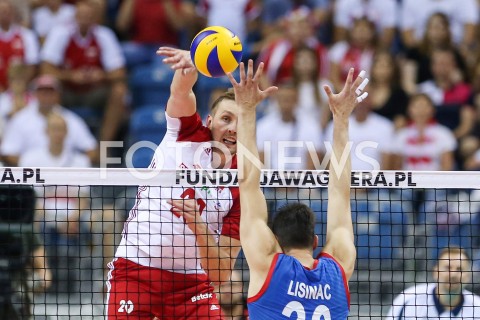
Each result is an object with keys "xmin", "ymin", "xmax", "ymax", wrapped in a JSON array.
[
  {"xmin": 313, "ymin": 235, "xmax": 318, "ymax": 250},
  {"xmin": 206, "ymin": 115, "xmax": 213, "ymax": 128}
]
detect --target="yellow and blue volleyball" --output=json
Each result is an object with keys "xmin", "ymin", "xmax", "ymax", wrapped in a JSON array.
[{"xmin": 190, "ymin": 26, "xmax": 243, "ymax": 78}]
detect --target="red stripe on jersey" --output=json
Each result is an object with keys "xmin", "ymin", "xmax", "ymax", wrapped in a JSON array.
[
  {"xmin": 177, "ymin": 113, "xmax": 212, "ymax": 142},
  {"xmin": 0, "ymin": 32, "xmax": 25, "ymax": 89},
  {"xmin": 318, "ymin": 252, "xmax": 351, "ymax": 308},
  {"xmin": 247, "ymin": 253, "xmax": 280, "ymax": 303},
  {"xmin": 220, "ymin": 186, "xmax": 240, "ymax": 240}
]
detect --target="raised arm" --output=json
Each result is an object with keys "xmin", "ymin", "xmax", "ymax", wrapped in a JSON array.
[
  {"xmin": 322, "ymin": 68, "xmax": 368, "ymax": 280},
  {"xmin": 156, "ymin": 47, "xmax": 198, "ymax": 118},
  {"xmin": 227, "ymin": 60, "xmax": 278, "ymax": 294}
]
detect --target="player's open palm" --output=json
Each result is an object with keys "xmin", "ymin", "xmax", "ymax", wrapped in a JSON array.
[
  {"xmin": 323, "ymin": 68, "xmax": 369, "ymax": 119},
  {"xmin": 227, "ymin": 59, "xmax": 277, "ymax": 111}
]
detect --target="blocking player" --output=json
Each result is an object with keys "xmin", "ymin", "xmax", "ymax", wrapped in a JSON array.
[
  {"xmin": 230, "ymin": 63, "xmax": 368, "ymax": 319},
  {"xmin": 105, "ymin": 47, "xmax": 276, "ymax": 319}
]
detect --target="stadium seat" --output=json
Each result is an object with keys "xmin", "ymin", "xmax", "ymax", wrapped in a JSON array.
[
  {"xmin": 129, "ymin": 62, "xmax": 174, "ymax": 108},
  {"xmin": 128, "ymin": 105, "xmax": 167, "ymax": 168}
]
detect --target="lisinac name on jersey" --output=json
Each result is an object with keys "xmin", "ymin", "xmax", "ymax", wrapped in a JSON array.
[{"xmin": 247, "ymin": 253, "xmax": 350, "ymax": 320}]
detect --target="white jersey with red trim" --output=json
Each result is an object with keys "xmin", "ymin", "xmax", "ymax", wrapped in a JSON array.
[{"xmin": 116, "ymin": 113, "xmax": 240, "ymax": 274}]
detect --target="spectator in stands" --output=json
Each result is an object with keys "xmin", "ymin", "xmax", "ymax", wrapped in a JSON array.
[
  {"xmin": 464, "ymin": 147, "xmax": 480, "ymax": 170},
  {"xmin": 400, "ymin": 0, "xmax": 478, "ymax": 53},
  {"xmin": 257, "ymin": 6, "xmax": 329, "ymax": 87},
  {"xmin": 11, "ymin": 0, "xmax": 31, "ymax": 27},
  {"xmin": 31, "ymin": 0, "xmax": 76, "ymax": 44},
  {"xmin": 20, "ymin": 111, "xmax": 119, "ymax": 294},
  {"xmin": 0, "ymin": 63, "xmax": 35, "ymax": 131},
  {"xmin": 0, "ymin": 0, "xmax": 39, "ymax": 93},
  {"xmin": 328, "ymin": 16, "xmax": 376, "ymax": 92},
  {"xmin": 457, "ymin": 114, "xmax": 480, "ymax": 170},
  {"xmin": 386, "ymin": 246, "xmax": 480, "ymax": 319},
  {"xmin": 19, "ymin": 111, "xmax": 91, "ymax": 168},
  {"xmin": 367, "ymin": 50, "xmax": 409, "ymax": 130},
  {"xmin": 0, "ymin": 74, "xmax": 97, "ymax": 166},
  {"xmin": 19, "ymin": 112, "xmax": 91, "ymax": 293},
  {"xmin": 292, "ymin": 45, "xmax": 332, "ymax": 130},
  {"xmin": 6, "ymin": 235, "xmax": 52, "ymax": 319},
  {"xmin": 115, "ymin": 0, "xmax": 185, "ymax": 68},
  {"xmin": 260, "ymin": 0, "xmax": 332, "ymax": 46},
  {"xmin": 401, "ymin": 12, "xmax": 468, "ymax": 95},
  {"xmin": 333, "ymin": 0, "xmax": 397, "ymax": 49},
  {"xmin": 324, "ymin": 96, "xmax": 395, "ymax": 170},
  {"xmin": 256, "ymin": 81, "xmax": 324, "ymax": 170},
  {"xmin": 195, "ymin": 0, "xmax": 260, "ymax": 51},
  {"xmin": 417, "ymin": 47, "xmax": 475, "ymax": 140},
  {"xmin": 392, "ymin": 93, "xmax": 456, "ymax": 171},
  {"xmin": 41, "ymin": 0, "xmax": 127, "ymax": 142}
]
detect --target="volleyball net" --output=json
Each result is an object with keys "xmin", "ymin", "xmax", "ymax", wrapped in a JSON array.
[{"xmin": 0, "ymin": 167, "xmax": 479, "ymax": 319}]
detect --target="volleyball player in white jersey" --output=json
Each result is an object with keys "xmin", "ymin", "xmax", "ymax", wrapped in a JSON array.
[{"xmin": 106, "ymin": 47, "xmax": 276, "ymax": 319}]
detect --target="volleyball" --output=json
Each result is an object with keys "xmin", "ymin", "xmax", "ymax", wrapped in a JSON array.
[{"xmin": 190, "ymin": 26, "xmax": 243, "ymax": 78}]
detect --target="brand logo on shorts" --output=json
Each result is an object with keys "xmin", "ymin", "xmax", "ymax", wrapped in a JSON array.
[{"xmin": 191, "ymin": 292, "xmax": 213, "ymax": 302}]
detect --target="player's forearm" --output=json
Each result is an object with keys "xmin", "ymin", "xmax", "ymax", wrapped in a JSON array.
[
  {"xmin": 238, "ymin": 109, "xmax": 262, "ymax": 186},
  {"xmin": 328, "ymin": 117, "xmax": 353, "ymax": 233},
  {"xmin": 167, "ymin": 69, "xmax": 198, "ymax": 117},
  {"xmin": 115, "ymin": 0, "xmax": 134, "ymax": 34},
  {"xmin": 194, "ymin": 223, "xmax": 232, "ymax": 284},
  {"xmin": 171, "ymin": 68, "xmax": 197, "ymax": 96},
  {"xmin": 331, "ymin": 117, "xmax": 350, "ymax": 188}
]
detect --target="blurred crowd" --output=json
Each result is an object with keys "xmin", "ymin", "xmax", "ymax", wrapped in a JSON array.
[
  {"xmin": 1, "ymin": 0, "xmax": 480, "ymax": 172},
  {"xmin": 2, "ymin": 0, "xmax": 480, "ymax": 317}
]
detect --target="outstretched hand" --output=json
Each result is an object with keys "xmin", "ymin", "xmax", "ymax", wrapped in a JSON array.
[
  {"xmin": 323, "ymin": 68, "xmax": 369, "ymax": 119},
  {"xmin": 156, "ymin": 47, "xmax": 197, "ymax": 75},
  {"xmin": 227, "ymin": 60, "xmax": 278, "ymax": 111}
]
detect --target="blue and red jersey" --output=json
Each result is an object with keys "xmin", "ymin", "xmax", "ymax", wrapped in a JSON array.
[{"xmin": 247, "ymin": 253, "xmax": 350, "ymax": 319}]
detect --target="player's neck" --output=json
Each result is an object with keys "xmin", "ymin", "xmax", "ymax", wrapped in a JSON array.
[
  {"xmin": 49, "ymin": 142, "xmax": 63, "ymax": 156},
  {"xmin": 436, "ymin": 286, "xmax": 463, "ymax": 310},
  {"xmin": 285, "ymin": 249, "xmax": 315, "ymax": 269}
]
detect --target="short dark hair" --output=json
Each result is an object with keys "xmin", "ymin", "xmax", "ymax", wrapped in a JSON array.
[
  {"xmin": 272, "ymin": 203, "xmax": 316, "ymax": 251},
  {"xmin": 210, "ymin": 89, "xmax": 235, "ymax": 115}
]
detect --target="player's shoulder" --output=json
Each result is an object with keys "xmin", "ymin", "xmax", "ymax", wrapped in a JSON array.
[
  {"xmin": 15, "ymin": 25, "xmax": 36, "ymax": 37},
  {"xmin": 8, "ymin": 103, "xmax": 37, "ymax": 122},
  {"xmin": 463, "ymin": 289, "xmax": 480, "ymax": 305},
  {"xmin": 92, "ymin": 25, "xmax": 119, "ymax": 41},
  {"xmin": 48, "ymin": 24, "xmax": 75, "ymax": 38}
]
